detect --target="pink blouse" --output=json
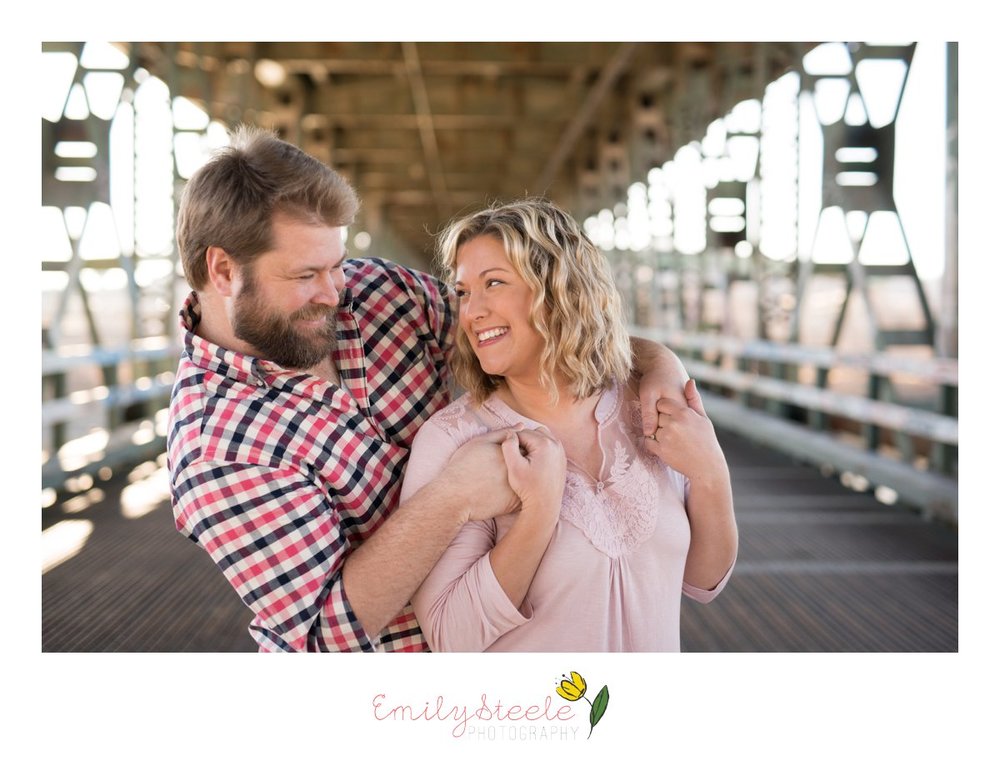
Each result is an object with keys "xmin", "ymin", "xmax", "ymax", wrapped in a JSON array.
[{"xmin": 400, "ymin": 383, "xmax": 733, "ymax": 652}]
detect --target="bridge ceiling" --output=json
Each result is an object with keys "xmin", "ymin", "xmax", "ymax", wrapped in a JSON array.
[{"xmin": 132, "ymin": 41, "xmax": 812, "ymax": 264}]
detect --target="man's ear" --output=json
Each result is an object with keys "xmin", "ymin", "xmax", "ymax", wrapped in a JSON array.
[{"xmin": 205, "ymin": 246, "xmax": 237, "ymax": 296}]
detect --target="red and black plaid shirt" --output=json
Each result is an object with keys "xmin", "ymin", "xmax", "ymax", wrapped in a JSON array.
[{"xmin": 168, "ymin": 258, "xmax": 454, "ymax": 651}]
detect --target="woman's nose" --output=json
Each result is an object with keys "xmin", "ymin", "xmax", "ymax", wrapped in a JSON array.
[{"xmin": 464, "ymin": 289, "xmax": 488, "ymax": 320}]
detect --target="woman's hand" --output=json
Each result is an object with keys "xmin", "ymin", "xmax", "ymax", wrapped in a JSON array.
[
  {"xmin": 644, "ymin": 379, "xmax": 737, "ymax": 590},
  {"xmin": 499, "ymin": 427, "xmax": 567, "ymax": 525},
  {"xmin": 489, "ymin": 427, "xmax": 567, "ymax": 608},
  {"xmin": 643, "ymin": 379, "xmax": 727, "ymax": 484}
]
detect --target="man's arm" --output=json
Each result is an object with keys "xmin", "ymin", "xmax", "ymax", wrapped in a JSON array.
[
  {"xmin": 341, "ymin": 429, "xmax": 519, "ymax": 639},
  {"xmin": 629, "ymin": 336, "xmax": 689, "ymax": 435},
  {"xmin": 174, "ymin": 430, "xmax": 519, "ymax": 651},
  {"xmin": 644, "ymin": 379, "xmax": 738, "ymax": 590}
]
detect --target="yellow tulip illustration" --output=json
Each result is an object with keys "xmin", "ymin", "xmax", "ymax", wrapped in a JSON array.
[
  {"xmin": 554, "ymin": 671, "xmax": 609, "ymax": 739},
  {"xmin": 556, "ymin": 671, "xmax": 587, "ymax": 702}
]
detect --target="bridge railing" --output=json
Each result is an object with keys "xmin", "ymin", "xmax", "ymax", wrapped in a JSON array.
[
  {"xmin": 630, "ymin": 327, "xmax": 958, "ymax": 522},
  {"xmin": 42, "ymin": 339, "xmax": 178, "ymax": 492},
  {"xmin": 41, "ymin": 327, "xmax": 959, "ymax": 521}
]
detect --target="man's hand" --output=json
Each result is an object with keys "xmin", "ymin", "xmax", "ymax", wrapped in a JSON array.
[
  {"xmin": 643, "ymin": 379, "xmax": 727, "ymax": 482},
  {"xmin": 440, "ymin": 428, "xmax": 523, "ymax": 521},
  {"xmin": 630, "ymin": 336, "xmax": 689, "ymax": 436}
]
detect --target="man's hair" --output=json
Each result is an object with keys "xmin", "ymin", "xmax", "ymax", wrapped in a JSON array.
[
  {"xmin": 436, "ymin": 198, "xmax": 633, "ymax": 404},
  {"xmin": 175, "ymin": 124, "xmax": 360, "ymax": 289}
]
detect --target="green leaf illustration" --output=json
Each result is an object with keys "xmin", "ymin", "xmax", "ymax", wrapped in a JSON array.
[{"xmin": 588, "ymin": 685, "xmax": 609, "ymax": 738}]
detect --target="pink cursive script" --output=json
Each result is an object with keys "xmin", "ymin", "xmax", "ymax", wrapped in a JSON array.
[{"xmin": 372, "ymin": 693, "xmax": 575, "ymax": 738}]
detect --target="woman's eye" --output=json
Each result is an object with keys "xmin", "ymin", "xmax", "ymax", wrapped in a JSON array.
[
  {"xmin": 455, "ymin": 289, "xmax": 468, "ymax": 299},
  {"xmin": 486, "ymin": 279, "xmax": 504, "ymax": 288}
]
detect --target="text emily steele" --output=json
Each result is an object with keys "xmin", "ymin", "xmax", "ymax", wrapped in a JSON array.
[{"xmin": 372, "ymin": 693, "xmax": 576, "ymax": 738}]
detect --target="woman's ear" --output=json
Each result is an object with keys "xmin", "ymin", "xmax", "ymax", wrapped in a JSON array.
[{"xmin": 205, "ymin": 246, "xmax": 237, "ymax": 296}]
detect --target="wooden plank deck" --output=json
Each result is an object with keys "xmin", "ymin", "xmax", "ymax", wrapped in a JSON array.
[{"xmin": 41, "ymin": 428, "xmax": 958, "ymax": 652}]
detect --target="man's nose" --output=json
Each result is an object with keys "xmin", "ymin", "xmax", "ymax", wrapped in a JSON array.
[{"xmin": 313, "ymin": 271, "xmax": 343, "ymax": 306}]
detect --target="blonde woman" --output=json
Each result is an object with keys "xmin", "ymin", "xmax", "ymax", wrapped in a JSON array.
[{"xmin": 400, "ymin": 199, "xmax": 737, "ymax": 651}]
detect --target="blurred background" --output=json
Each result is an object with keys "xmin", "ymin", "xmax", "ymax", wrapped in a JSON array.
[{"xmin": 40, "ymin": 41, "xmax": 958, "ymax": 652}]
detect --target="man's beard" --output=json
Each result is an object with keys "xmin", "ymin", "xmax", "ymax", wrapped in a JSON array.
[{"xmin": 231, "ymin": 274, "xmax": 339, "ymax": 370}]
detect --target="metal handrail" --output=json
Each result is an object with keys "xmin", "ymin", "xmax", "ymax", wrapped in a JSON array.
[
  {"xmin": 629, "ymin": 325, "xmax": 958, "ymax": 520},
  {"xmin": 41, "ymin": 341, "xmax": 180, "ymax": 492}
]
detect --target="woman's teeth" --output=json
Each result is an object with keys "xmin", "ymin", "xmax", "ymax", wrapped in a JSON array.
[{"xmin": 477, "ymin": 327, "xmax": 508, "ymax": 343}]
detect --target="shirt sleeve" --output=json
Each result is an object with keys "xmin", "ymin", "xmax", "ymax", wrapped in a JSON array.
[
  {"xmin": 172, "ymin": 459, "xmax": 377, "ymax": 652},
  {"xmin": 401, "ymin": 419, "xmax": 529, "ymax": 652},
  {"xmin": 365, "ymin": 257, "xmax": 457, "ymax": 357},
  {"xmin": 409, "ymin": 265, "xmax": 457, "ymax": 356},
  {"xmin": 682, "ymin": 555, "xmax": 736, "ymax": 603}
]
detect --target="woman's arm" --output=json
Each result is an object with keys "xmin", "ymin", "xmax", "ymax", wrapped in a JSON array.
[
  {"xmin": 485, "ymin": 428, "xmax": 566, "ymax": 610},
  {"xmin": 404, "ymin": 425, "xmax": 565, "ymax": 651}
]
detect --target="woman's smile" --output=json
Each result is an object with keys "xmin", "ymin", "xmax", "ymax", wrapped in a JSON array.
[{"xmin": 476, "ymin": 326, "xmax": 509, "ymax": 345}]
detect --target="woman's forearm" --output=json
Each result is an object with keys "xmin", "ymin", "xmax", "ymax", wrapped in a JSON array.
[
  {"xmin": 683, "ymin": 474, "xmax": 738, "ymax": 590},
  {"xmin": 488, "ymin": 504, "xmax": 559, "ymax": 610}
]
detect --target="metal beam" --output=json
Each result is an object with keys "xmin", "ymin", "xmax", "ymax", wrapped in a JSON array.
[
  {"xmin": 533, "ymin": 42, "xmax": 642, "ymax": 194},
  {"xmin": 278, "ymin": 58, "xmax": 606, "ymax": 78},
  {"xmin": 401, "ymin": 42, "xmax": 449, "ymax": 220},
  {"xmin": 301, "ymin": 113, "xmax": 566, "ymax": 130},
  {"xmin": 940, "ymin": 41, "xmax": 958, "ymax": 359}
]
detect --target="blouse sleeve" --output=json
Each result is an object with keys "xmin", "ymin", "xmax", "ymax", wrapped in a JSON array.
[
  {"xmin": 401, "ymin": 418, "xmax": 530, "ymax": 651},
  {"xmin": 398, "ymin": 415, "xmax": 460, "ymax": 504},
  {"xmin": 682, "ymin": 554, "xmax": 736, "ymax": 603}
]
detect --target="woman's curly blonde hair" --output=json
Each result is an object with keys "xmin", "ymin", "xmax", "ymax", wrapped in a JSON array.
[{"xmin": 436, "ymin": 198, "xmax": 633, "ymax": 404}]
